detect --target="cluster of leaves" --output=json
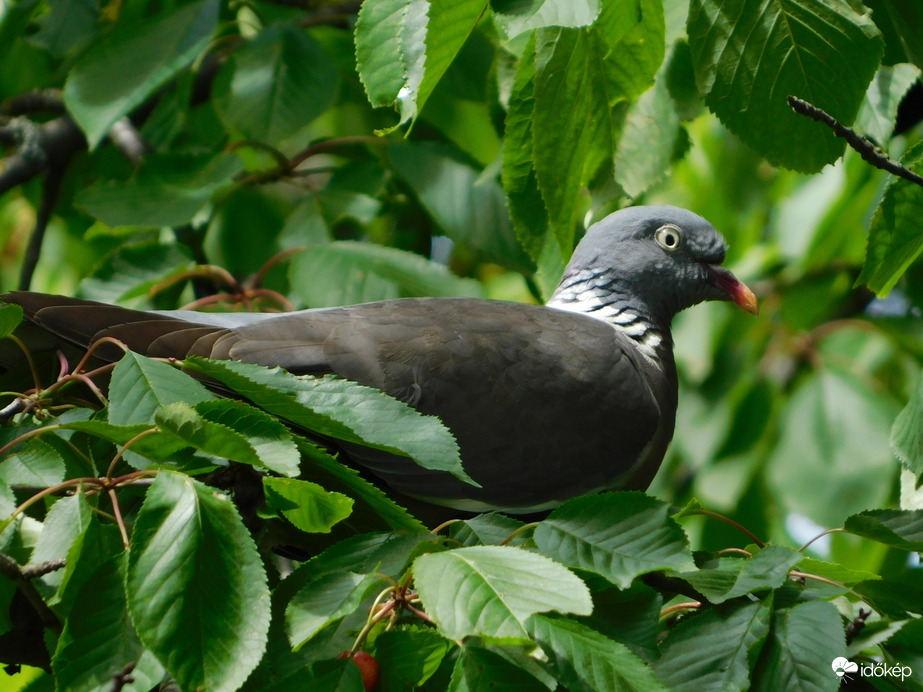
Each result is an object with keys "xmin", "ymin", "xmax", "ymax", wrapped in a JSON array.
[
  {"xmin": 0, "ymin": 299, "xmax": 921, "ymax": 691},
  {"xmin": 0, "ymin": 0, "xmax": 922, "ymax": 690}
]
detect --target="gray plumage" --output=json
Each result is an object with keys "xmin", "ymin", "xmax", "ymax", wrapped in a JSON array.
[{"xmin": 2, "ymin": 206, "xmax": 757, "ymax": 512}]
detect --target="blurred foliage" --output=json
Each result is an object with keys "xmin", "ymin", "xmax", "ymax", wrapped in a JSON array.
[{"xmin": 0, "ymin": 0, "xmax": 922, "ymax": 690}]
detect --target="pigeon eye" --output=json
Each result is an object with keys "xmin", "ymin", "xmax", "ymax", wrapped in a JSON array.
[{"xmin": 655, "ymin": 225, "xmax": 681, "ymax": 251}]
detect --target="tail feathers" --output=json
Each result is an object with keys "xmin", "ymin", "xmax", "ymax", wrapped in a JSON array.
[{"xmin": 2, "ymin": 292, "xmax": 225, "ymax": 362}]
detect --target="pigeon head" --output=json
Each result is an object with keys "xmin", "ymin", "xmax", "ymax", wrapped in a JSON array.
[{"xmin": 551, "ymin": 205, "xmax": 757, "ymax": 333}]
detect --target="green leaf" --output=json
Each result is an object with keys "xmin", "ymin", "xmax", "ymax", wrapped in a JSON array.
[
  {"xmin": 52, "ymin": 509, "xmax": 125, "ymax": 612},
  {"xmin": 30, "ymin": 493, "xmax": 92, "ymax": 594},
  {"xmin": 851, "ymin": 579, "xmax": 923, "ymax": 619},
  {"xmin": 267, "ymin": 658, "xmax": 365, "ymax": 692},
  {"xmin": 77, "ymin": 152, "xmax": 242, "ymax": 228},
  {"xmin": 214, "ymin": 23, "xmax": 338, "ymax": 145},
  {"xmin": 294, "ymin": 438, "xmax": 426, "ymax": 533},
  {"xmin": 584, "ymin": 582, "xmax": 662, "ymax": 662},
  {"xmin": 126, "ymin": 471, "xmax": 270, "ymax": 692},
  {"xmin": 865, "ymin": 0, "xmax": 923, "ymax": 70},
  {"xmin": 285, "ymin": 570, "xmax": 378, "ymax": 650},
  {"xmin": 670, "ymin": 546, "xmax": 803, "ymax": 604},
  {"xmin": 29, "ymin": 0, "xmax": 99, "ymax": 58},
  {"xmin": 501, "ymin": 34, "xmax": 549, "ymax": 265},
  {"xmin": 843, "ymin": 508, "xmax": 923, "ymax": 551},
  {"xmin": 892, "ymin": 370, "xmax": 923, "ymax": 480},
  {"xmin": 493, "ymin": 0, "xmax": 602, "ymax": 37},
  {"xmin": 613, "ymin": 62, "xmax": 681, "ymax": 198},
  {"xmin": 109, "ymin": 351, "xmax": 214, "ymax": 426},
  {"xmin": 858, "ymin": 140, "xmax": 923, "ymax": 296},
  {"xmin": 529, "ymin": 614, "xmax": 666, "ymax": 692},
  {"xmin": 290, "ymin": 240, "xmax": 482, "ymax": 308},
  {"xmin": 155, "ymin": 400, "xmax": 300, "ymax": 476},
  {"xmin": 389, "ymin": 141, "xmax": 532, "ymax": 273},
  {"xmin": 653, "ymin": 598, "xmax": 772, "ymax": 691},
  {"xmin": 263, "ymin": 477, "xmax": 353, "ymax": 534},
  {"xmin": 373, "ymin": 627, "xmax": 453, "ymax": 691},
  {"xmin": 533, "ymin": 492, "xmax": 694, "ymax": 589},
  {"xmin": 354, "ymin": 0, "xmax": 417, "ymax": 109},
  {"xmin": 0, "ymin": 437, "xmax": 65, "ymax": 488},
  {"xmin": 447, "ymin": 644, "xmax": 550, "ymax": 691},
  {"xmin": 766, "ymin": 367, "xmax": 898, "ymax": 527},
  {"xmin": 531, "ymin": 0, "xmax": 663, "ymax": 253},
  {"xmin": 449, "ymin": 513, "xmax": 527, "ymax": 547},
  {"xmin": 63, "ymin": 0, "xmax": 220, "ymax": 148},
  {"xmin": 354, "ymin": 0, "xmax": 489, "ymax": 124},
  {"xmin": 687, "ymin": 0, "xmax": 884, "ymax": 171},
  {"xmin": 855, "ymin": 63, "xmax": 921, "ymax": 147},
  {"xmin": 752, "ymin": 601, "xmax": 844, "ymax": 692},
  {"xmin": 78, "ymin": 240, "xmax": 197, "ymax": 304},
  {"xmin": 184, "ymin": 358, "xmax": 473, "ymax": 486},
  {"xmin": 0, "ymin": 302, "xmax": 23, "ymax": 338},
  {"xmin": 53, "ymin": 554, "xmax": 165, "ymax": 692},
  {"xmin": 413, "ymin": 545, "xmax": 592, "ymax": 641},
  {"xmin": 795, "ymin": 557, "xmax": 880, "ymax": 587}
]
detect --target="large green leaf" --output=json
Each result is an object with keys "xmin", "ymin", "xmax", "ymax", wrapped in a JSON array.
[
  {"xmin": 155, "ymin": 400, "xmax": 300, "ymax": 476},
  {"xmin": 214, "ymin": 23, "xmax": 338, "ymax": 145},
  {"xmin": 0, "ymin": 437, "xmax": 65, "ymax": 488},
  {"xmin": 447, "ymin": 644, "xmax": 549, "ymax": 691},
  {"xmin": 289, "ymin": 241, "xmax": 482, "ymax": 308},
  {"xmin": 529, "ymin": 0, "xmax": 663, "ymax": 263},
  {"xmin": 184, "ymin": 358, "xmax": 473, "ymax": 486},
  {"xmin": 354, "ymin": 0, "xmax": 489, "ymax": 125},
  {"xmin": 892, "ymin": 370, "xmax": 923, "ymax": 480},
  {"xmin": 493, "ymin": 0, "xmax": 602, "ymax": 37},
  {"xmin": 530, "ymin": 614, "xmax": 666, "ymax": 692},
  {"xmin": 752, "ymin": 601, "xmax": 844, "ymax": 692},
  {"xmin": 53, "ymin": 554, "xmax": 165, "ymax": 692},
  {"xmin": 855, "ymin": 63, "xmax": 920, "ymax": 147},
  {"xmin": 653, "ymin": 598, "xmax": 772, "ymax": 690},
  {"xmin": 63, "ymin": 0, "xmax": 220, "ymax": 148},
  {"xmin": 389, "ymin": 142, "xmax": 532, "ymax": 273},
  {"xmin": 126, "ymin": 472, "xmax": 270, "ymax": 692},
  {"xmin": 413, "ymin": 545, "xmax": 592, "ymax": 641},
  {"xmin": 534, "ymin": 492, "xmax": 694, "ymax": 589},
  {"xmin": 843, "ymin": 509, "xmax": 923, "ymax": 551},
  {"xmin": 29, "ymin": 493, "xmax": 91, "ymax": 594},
  {"xmin": 77, "ymin": 152, "xmax": 242, "ymax": 228},
  {"xmin": 857, "ymin": 140, "xmax": 923, "ymax": 296},
  {"xmin": 670, "ymin": 546, "xmax": 803, "ymax": 604},
  {"xmin": 285, "ymin": 570, "xmax": 378, "ymax": 650},
  {"xmin": 687, "ymin": 0, "xmax": 883, "ymax": 171},
  {"xmin": 373, "ymin": 627, "xmax": 453, "ymax": 691},
  {"xmin": 0, "ymin": 303, "xmax": 23, "ymax": 338},
  {"xmin": 108, "ymin": 351, "xmax": 214, "ymax": 426}
]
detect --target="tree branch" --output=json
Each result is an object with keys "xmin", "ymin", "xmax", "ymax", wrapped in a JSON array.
[{"xmin": 788, "ymin": 95, "xmax": 923, "ymax": 189}]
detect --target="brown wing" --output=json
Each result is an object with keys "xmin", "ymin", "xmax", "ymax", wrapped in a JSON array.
[{"xmin": 4, "ymin": 292, "xmax": 672, "ymax": 511}]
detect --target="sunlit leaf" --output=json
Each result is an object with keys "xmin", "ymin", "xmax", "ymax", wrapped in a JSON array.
[
  {"xmin": 127, "ymin": 472, "xmax": 270, "ymax": 692},
  {"xmin": 413, "ymin": 545, "xmax": 592, "ymax": 641}
]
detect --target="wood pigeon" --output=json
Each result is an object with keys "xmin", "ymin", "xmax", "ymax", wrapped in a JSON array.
[{"xmin": 1, "ymin": 206, "xmax": 757, "ymax": 513}]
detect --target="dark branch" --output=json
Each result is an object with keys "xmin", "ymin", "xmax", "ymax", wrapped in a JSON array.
[
  {"xmin": 788, "ymin": 95, "xmax": 923, "ymax": 189},
  {"xmin": 19, "ymin": 167, "xmax": 63, "ymax": 291},
  {"xmin": 1, "ymin": 89, "xmax": 65, "ymax": 116}
]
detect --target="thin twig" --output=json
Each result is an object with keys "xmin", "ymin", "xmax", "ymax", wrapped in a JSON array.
[
  {"xmin": 689, "ymin": 509, "xmax": 766, "ymax": 548},
  {"xmin": 788, "ymin": 96, "xmax": 923, "ymax": 189}
]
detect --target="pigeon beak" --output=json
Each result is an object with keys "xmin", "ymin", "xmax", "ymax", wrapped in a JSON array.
[{"xmin": 707, "ymin": 265, "xmax": 759, "ymax": 315}]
